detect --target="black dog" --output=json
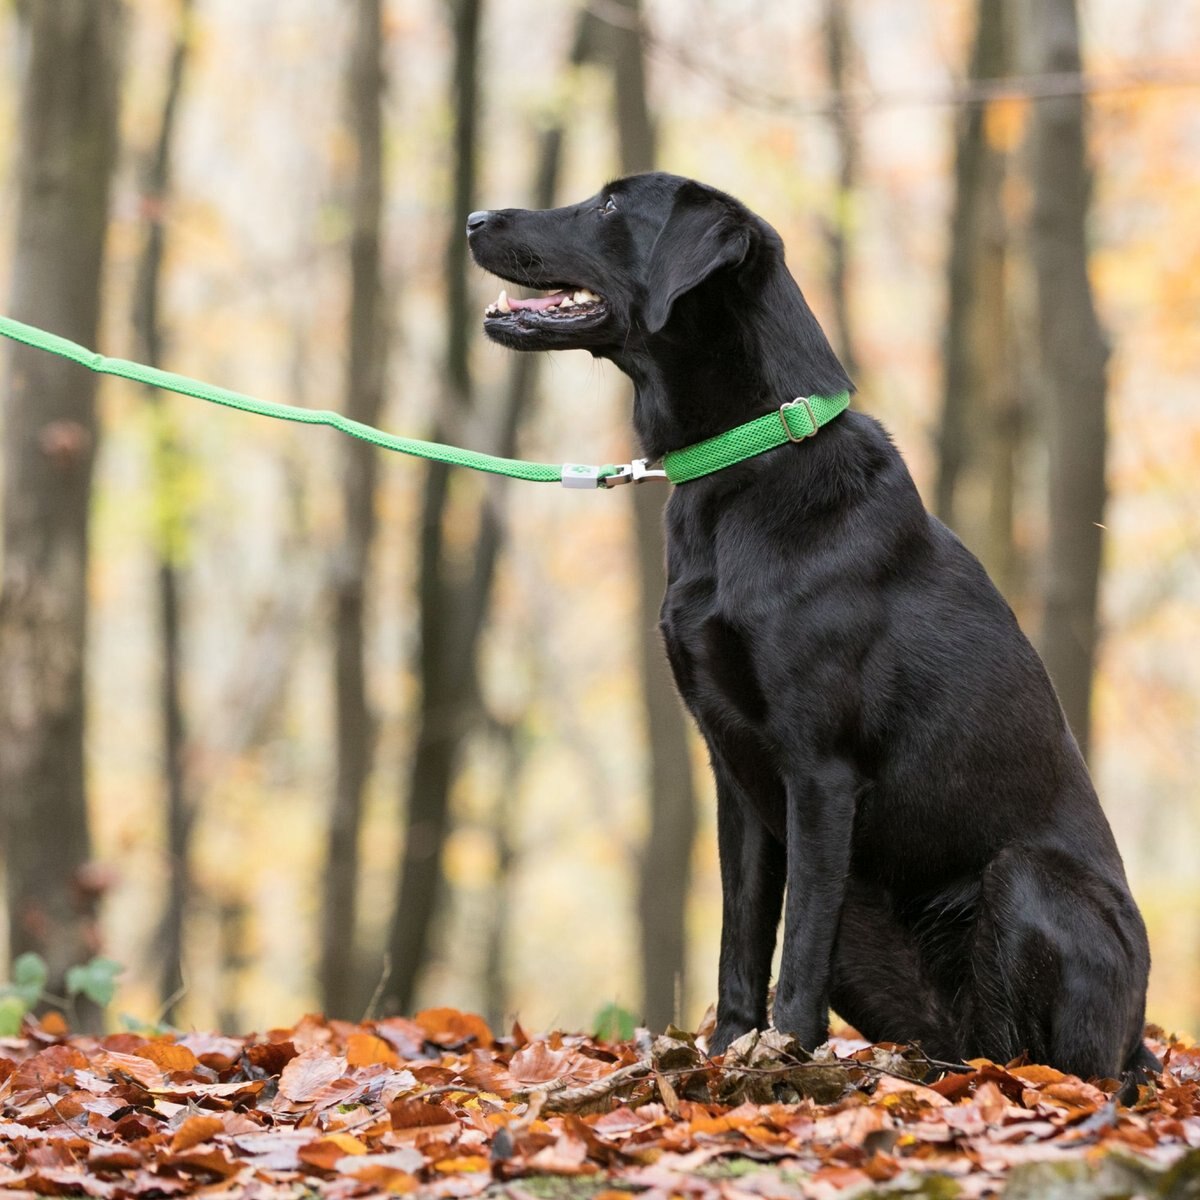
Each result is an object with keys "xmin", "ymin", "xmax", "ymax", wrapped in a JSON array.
[{"xmin": 467, "ymin": 172, "xmax": 1154, "ymax": 1079}]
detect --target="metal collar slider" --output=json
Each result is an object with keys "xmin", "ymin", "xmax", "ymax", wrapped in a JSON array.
[{"xmin": 779, "ymin": 396, "xmax": 819, "ymax": 442}]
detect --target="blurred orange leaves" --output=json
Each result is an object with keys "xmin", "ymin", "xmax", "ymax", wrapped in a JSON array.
[{"xmin": 0, "ymin": 1011, "xmax": 1196, "ymax": 1197}]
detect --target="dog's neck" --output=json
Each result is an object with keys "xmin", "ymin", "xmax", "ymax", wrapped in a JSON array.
[{"xmin": 617, "ymin": 261, "xmax": 853, "ymax": 463}]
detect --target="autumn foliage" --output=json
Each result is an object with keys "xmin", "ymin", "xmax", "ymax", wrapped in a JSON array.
[{"xmin": 0, "ymin": 1009, "xmax": 1197, "ymax": 1198}]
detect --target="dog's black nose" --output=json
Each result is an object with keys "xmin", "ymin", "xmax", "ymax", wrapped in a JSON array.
[{"xmin": 465, "ymin": 210, "xmax": 490, "ymax": 236}]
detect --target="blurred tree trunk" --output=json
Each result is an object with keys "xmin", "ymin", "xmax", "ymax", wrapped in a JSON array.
[
  {"xmin": 215, "ymin": 897, "xmax": 249, "ymax": 1034},
  {"xmin": 0, "ymin": 1, "xmax": 122, "ymax": 1008},
  {"xmin": 482, "ymin": 720, "xmax": 519, "ymax": 1033},
  {"xmin": 385, "ymin": 0, "xmax": 483, "ymax": 1015},
  {"xmin": 935, "ymin": 0, "xmax": 1024, "ymax": 604},
  {"xmin": 1019, "ymin": 0, "xmax": 1109, "ymax": 761},
  {"xmin": 605, "ymin": 0, "xmax": 699, "ymax": 1032},
  {"xmin": 321, "ymin": 0, "xmax": 390, "ymax": 1020},
  {"xmin": 821, "ymin": 0, "xmax": 860, "ymax": 381},
  {"xmin": 481, "ymin": 12, "xmax": 600, "ymax": 1032},
  {"xmin": 131, "ymin": 0, "xmax": 194, "ymax": 1022}
]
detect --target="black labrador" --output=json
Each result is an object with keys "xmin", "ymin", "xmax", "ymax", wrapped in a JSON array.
[{"xmin": 467, "ymin": 172, "xmax": 1155, "ymax": 1079}]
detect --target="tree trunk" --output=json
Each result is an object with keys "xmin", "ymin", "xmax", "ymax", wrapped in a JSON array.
[
  {"xmin": 482, "ymin": 721, "xmax": 518, "ymax": 1033},
  {"xmin": 321, "ymin": 0, "xmax": 390, "ymax": 1020},
  {"xmin": 934, "ymin": 0, "xmax": 1026, "ymax": 605},
  {"xmin": 480, "ymin": 12, "xmax": 600, "ymax": 1032},
  {"xmin": 977, "ymin": 192, "xmax": 1023, "ymax": 604},
  {"xmin": 0, "ymin": 1, "xmax": 122, "ymax": 1008},
  {"xmin": 605, "ymin": 0, "xmax": 699, "ymax": 1032},
  {"xmin": 936, "ymin": 0, "xmax": 1006, "ymax": 527},
  {"xmin": 821, "ymin": 0, "xmax": 860, "ymax": 382},
  {"xmin": 215, "ymin": 897, "xmax": 249, "ymax": 1034},
  {"xmin": 1019, "ymin": 0, "xmax": 1109, "ymax": 761},
  {"xmin": 131, "ymin": 0, "xmax": 195, "ymax": 1022},
  {"xmin": 384, "ymin": 0, "xmax": 483, "ymax": 1015}
]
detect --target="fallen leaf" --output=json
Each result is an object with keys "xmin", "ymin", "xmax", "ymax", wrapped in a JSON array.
[
  {"xmin": 414, "ymin": 1008, "xmax": 494, "ymax": 1049},
  {"xmin": 277, "ymin": 1046, "xmax": 349, "ymax": 1102},
  {"xmin": 298, "ymin": 1133, "xmax": 369, "ymax": 1171},
  {"xmin": 337, "ymin": 1147, "xmax": 426, "ymax": 1175},
  {"xmin": 91, "ymin": 1049, "xmax": 165, "ymax": 1089},
  {"xmin": 347, "ymin": 1032, "xmax": 400, "ymax": 1068},
  {"xmin": 136, "ymin": 1042, "xmax": 199, "ymax": 1074},
  {"xmin": 25, "ymin": 1167, "xmax": 118, "ymax": 1197},
  {"xmin": 1011, "ymin": 1064, "xmax": 1067, "ymax": 1086},
  {"xmin": 431, "ymin": 1155, "xmax": 490, "ymax": 1173},
  {"xmin": 338, "ymin": 1163, "xmax": 420, "ymax": 1191},
  {"xmin": 390, "ymin": 1098, "xmax": 460, "ymax": 1131},
  {"xmin": 230, "ymin": 1128, "xmax": 316, "ymax": 1171},
  {"xmin": 373, "ymin": 1017, "xmax": 429, "ymax": 1060},
  {"xmin": 37, "ymin": 1012, "xmax": 69, "ymax": 1038},
  {"xmin": 10, "ymin": 1044, "xmax": 89, "ymax": 1093},
  {"xmin": 165, "ymin": 1145, "xmax": 243, "ymax": 1178},
  {"xmin": 170, "ymin": 1115, "xmax": 224, "ymax": 1153},
  {"xmin": 508, "ymin": 1042, "xmax": 576, "ymax": 1084},
  {"xmin": 174, "ymin": 1033, "xmax": 244, "ymax": 1069},
  {"xmin": 526, "ymin": 1133, "xmax": 595, "ymax": 1175},
  {"xmin": 1037, "ymin": 1078, "xmax": 1109, "ymax": 1113}
]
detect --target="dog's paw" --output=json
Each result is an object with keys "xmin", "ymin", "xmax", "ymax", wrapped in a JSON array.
[{"xmin": 708, "ymin": 1020, "xmax": 758, "ymax": 1058}]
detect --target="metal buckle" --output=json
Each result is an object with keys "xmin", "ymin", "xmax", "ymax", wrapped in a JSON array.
[
  {"xmin": 603, "ymin": 458, "xmax": 669, "ymax": 488},
  {"xmin": 779, "ymin": 397, "xmax": 818, "ymax": 442}
]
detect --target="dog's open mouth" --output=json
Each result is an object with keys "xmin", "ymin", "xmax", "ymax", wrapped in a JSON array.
[{"xmin": 483, "ymin": 287, "xmax": 607, "ymax": 326}]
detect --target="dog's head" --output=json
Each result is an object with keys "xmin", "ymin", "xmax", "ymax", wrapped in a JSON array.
[{"xmin": 467, "ymin": 172, "xmax": 777, "ymax": 360}]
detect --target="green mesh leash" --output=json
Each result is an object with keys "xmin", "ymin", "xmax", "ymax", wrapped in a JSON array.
[
  {"xmin": 0, "ymin": 314, "xmax": 847, "ymax": 489},
  {"xmin": 0, "ymin": 314, "xmax": 618, "ymax": 487}
]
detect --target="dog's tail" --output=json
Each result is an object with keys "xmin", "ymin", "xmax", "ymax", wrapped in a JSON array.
[
  {"xmin": 1115, "ymin": 1040, "xmax": 1162, "ymax": 1105},
  {"xmin": 1124, "ymin": 1040, "xmax": 1162, "ymax": 1075}
]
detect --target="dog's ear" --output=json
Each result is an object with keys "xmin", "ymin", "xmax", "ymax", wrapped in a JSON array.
[{"xmin": 644, "ymin": 188, "xmax": 752, "ymax": 334}]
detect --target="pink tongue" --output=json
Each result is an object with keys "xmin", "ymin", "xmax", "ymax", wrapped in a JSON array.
[{"xmin": 507, "ymin": 291, "xmax": 567, "ymax": 311}]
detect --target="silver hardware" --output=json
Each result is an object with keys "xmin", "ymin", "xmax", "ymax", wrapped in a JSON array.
[
  {"xmin": 603, "ymin": 458, "xmax": 669, "ymax": 488},
  {"xmin": 779, "ymin": 396, "xmax": 818, "ymax": 442}
]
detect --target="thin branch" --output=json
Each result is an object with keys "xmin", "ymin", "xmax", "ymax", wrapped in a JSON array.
[
  {"xmin": 412, "ymin": 1084, "xmax": 483, "ymax": 1100},
  {"xmin": 535, "ymin": 1049, "xmax": 950, "ymax": 1112},
  {"xmin": 360, "ymin": 953, "xmax": 393, "ymax": 1025},
  {"xmin": 583, "ymin": 1, "xmax": 1200, "ymax": 117},
  {"xmin": 38, "ymin": 1083, "xmax": 107, "ymax": 1148}
]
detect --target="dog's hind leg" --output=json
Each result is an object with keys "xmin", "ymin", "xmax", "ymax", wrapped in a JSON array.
[
  {"xmin": 963, "ymin": 845, "xmax": 1151, "ymax": 1079},
  {"xmin": 828, "ymin": 878, "xmax": 961, "ymax": 1061}
]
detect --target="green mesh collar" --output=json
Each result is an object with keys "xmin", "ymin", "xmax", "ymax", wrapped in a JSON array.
[{"xmin": 662, "ymin": 392, "xmax": 851, "ymax": 485}]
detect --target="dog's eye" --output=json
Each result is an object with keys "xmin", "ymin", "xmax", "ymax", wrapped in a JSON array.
[{"xmin": 599, "ymin": 196, "xmax": 617, "ymax": 216}]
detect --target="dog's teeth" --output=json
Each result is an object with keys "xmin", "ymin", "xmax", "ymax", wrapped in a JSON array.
[
  {"xmin": 558, "ymin": 295, "xmax": 576, "ymax": 308},
  {"xmin": 497, "ymin": 289, "xmax": 511, "ymax": 313},
  {"xmin": 575, "ymin": 289, "xmax": 598, "ymax": 303}
]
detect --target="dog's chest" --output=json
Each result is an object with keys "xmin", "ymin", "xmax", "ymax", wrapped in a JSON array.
[
  {"xmin": 659, "ymin": 489, "xmax": 863, "ymax": 752},
  {"xmin": 658, "ymin": 507, "xmax": 783, "ymax": 741},
  {"xmin": 664, "ymin": 589, "xmax": 764, "ymax": 718}
]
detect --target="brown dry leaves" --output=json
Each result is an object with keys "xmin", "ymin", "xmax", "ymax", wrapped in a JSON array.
[{"xmin": 0, "ymin": 1011, "xmax": 1196, "ymax": 1199}]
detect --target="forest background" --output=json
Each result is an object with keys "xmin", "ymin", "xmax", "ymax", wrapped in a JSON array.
[{"xmin": 0, "ymin": 0, "xmax": 1197, "ymax": 1044}]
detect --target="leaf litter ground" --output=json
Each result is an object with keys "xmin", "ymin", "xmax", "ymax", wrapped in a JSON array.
[{"xmin": 0, "ymin": 1010, "xmax": 1197, "ymax": 1199}]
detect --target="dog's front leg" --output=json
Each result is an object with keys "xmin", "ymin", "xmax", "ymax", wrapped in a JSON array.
[
  {"xmin": 709, "ymin": 757, "xmax": 787, "ymax": 1056},
  {"xmin": 771, "ymin": 758, "xmax": 858, "ymax": 1050}
]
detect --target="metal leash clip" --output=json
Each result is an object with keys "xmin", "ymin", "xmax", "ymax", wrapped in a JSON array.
[{"xmin": 602, "ymin": 458, "xmax": 669, "ymax": 488}]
